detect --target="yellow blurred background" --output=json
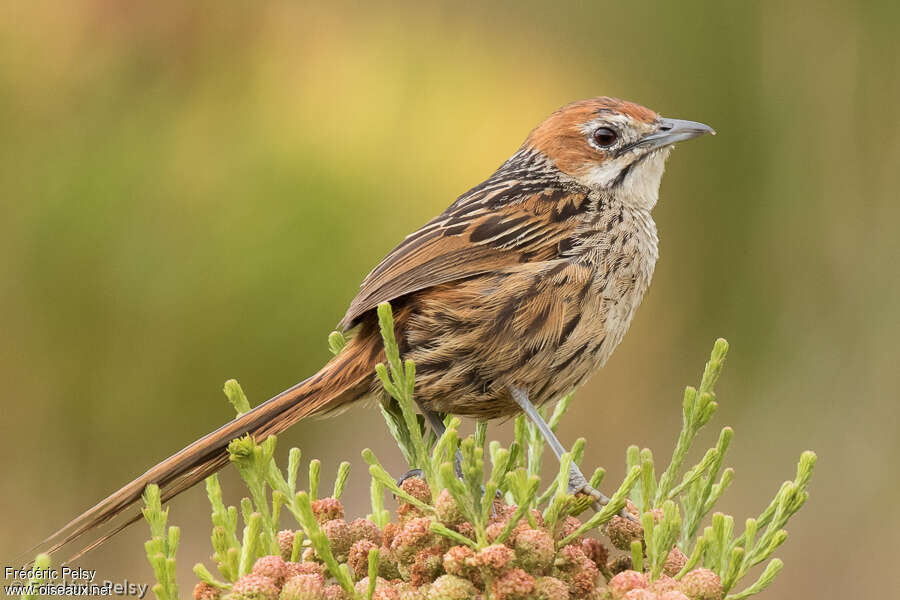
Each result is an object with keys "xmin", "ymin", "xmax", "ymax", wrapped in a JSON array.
[{"xmin": 1, "ymin": 1, "xmax": 898, "ymax": 598}]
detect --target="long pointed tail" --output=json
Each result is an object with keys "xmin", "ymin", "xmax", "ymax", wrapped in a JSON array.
[{"xmin": 36, "ymin": 335, "xmax": 377, "ymax": 563}]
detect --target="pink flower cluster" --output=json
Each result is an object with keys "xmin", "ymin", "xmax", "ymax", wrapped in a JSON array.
[{"xmin": 193, "ymin": 480, "xmax": 723, "ymax": 600}]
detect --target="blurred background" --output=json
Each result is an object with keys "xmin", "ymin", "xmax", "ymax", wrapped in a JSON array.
[{"xmin": 1, "ymin": 1, "xmax": 898, "ymax": 597}]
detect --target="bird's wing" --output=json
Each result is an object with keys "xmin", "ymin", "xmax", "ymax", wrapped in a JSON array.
[{"xmin": 339, "ymin": 186, "xmax": 590, "ymax": 329}]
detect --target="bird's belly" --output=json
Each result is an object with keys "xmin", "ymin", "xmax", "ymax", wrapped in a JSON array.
[{"xmin": 396, "ymin": 254, "xmax": 653, "ymax": 419}]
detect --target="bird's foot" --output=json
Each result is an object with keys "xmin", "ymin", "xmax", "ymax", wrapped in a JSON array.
[
  {"xmin": 567, "ymin": 462, "xmax": 611, "ymax": 504},
  {"xmin": 394, "ymin": 450, "xmax": 463, "ymax": 490},
  {"xmin": 395, "ymin": 468, "xmax": 425, "ymax": 488},
  {"xmin": 568, "ymin": 463, "xmax": 635, "ymax": 521}
]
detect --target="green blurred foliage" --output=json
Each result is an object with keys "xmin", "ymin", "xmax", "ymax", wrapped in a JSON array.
[{"xmin": 1, "ymin": 1, "xmax": 897, "ymax": 598}]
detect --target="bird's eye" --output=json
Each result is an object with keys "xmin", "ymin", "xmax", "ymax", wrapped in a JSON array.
[{"xmin": 591, "ymin": 127, "xmax": 618, "ymax": 147}]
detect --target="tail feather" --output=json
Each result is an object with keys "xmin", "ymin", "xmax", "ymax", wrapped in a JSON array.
[{"xmin": 34, "ymin": 340, "xmax": 376, "ymax": 563}]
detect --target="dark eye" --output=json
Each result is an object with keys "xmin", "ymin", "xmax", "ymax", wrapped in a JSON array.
[{"xmin": 591, "ymin": 127, "xmax": 618, "ymax": 147}]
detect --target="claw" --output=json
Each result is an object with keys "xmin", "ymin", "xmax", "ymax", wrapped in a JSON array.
[
  {"xmin": 568, "ymin": 463, "xmax": 636, "ymax": 521},
  {"xmin": 395, "ymin": 468, "xmax": 424, "ymax": 489}
]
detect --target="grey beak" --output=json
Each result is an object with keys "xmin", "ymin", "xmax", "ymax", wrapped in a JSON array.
[{"xmin": 640, "ymin": 117, "xmax": 716, "ymax": 150}]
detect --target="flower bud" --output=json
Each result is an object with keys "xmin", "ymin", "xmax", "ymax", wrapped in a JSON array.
[
  {"xmin": 434, "ymin": 490, "xmax": 464, "ymax": 527},
  {"xmin": 400, "ymin": 477, "xmax": 432, "ymax": 504},
  {"xmin": 514, "ymin": 528, "xmax": 555, "ymax": 572},
  {"xmin": 474, "ymin": 544, "xmax": 514, "ymax": 575},
  {"xmin": 559, "ymin": 516, "xmax": 583, "ymax": 543},
  {"xmin": 659, "ymin": 592, "xmax": 690, "ymax": 600},
  {"xmin": 427, "ymin": 575, "xmax": 477, "ymax": 600},
  {"xmin": 454, "ymin": 522, "xmax": 476, "ymax": 541},
  {"xmin": 193, "ymin": 582, "xmax": 220, "ymax": 600},
  {"xmin": 348, "ymin": 518, "xmax": 383, "ymax": 546},
  {"xmin": 280, "ymin": 574, "xmax": 326, "ymax": 600},
  {"xmin": 607, "ymin": 570, "xmax": 648, "ymax": 600},
  {"xmin": 320, "ymin": 519, "xmax": 352, "ymax": 560},
  {"xmin": 442, "ymin": 545, "xmax": 476, "ymax": 579},
  {"xmin": 650, "ymin": 575, "xmax": 679, "ymax": 594},
  {"xmin": 533, "ymin": 576, "xmax": 569, "ymax": 600},
  {"xmin": 410, "ymin": 545, "xmax": 445, "ymax": 586},
  {"xmin": 323, "ymin": 585, "xmax": 348, "ymax": 600},
  {"xmin": 354, "ymin": 577, "xmax": 398, "ymax": 600},
  {"xmin": 310, "ymin": 498, "xmax": 344, "ymax": 524},
  {"xmin": 284, "ymin": 562, "xmax": 325, "ymax": 580},
  {"xmin": 382, "ymin": 522, "xmax": 401, "ymax": 548},
  {"xmin": 553, "ymin": 545, "xmax": 599, "ymax": 597},
  {"xmin": 230, "ymin": 574, "xmax": 279, "ymax": 600},
  {"xmin": 603, "ymin": 516, "xmax": 643, "ymax": 551},
  {"xmin": 395, "ymin": 582, "xmax": 427, "ymax": 600},
  {"xmin": 278, "ymin": 530, "xmax": 297, "ymax": 560},
  {"xmin": 348, "ymin": 539, "xmax": 378, "ymax": 579},
  {"xmin": 679, "ymin": 568, "xmax": 723, "ymax": 600},
  {"xmin": 378, "ymin": 548, "xmax": 402, "ymax": 580},
  {"xmin": 492, "ymin": 568, "xmax": 536, "ymax": 600},
  {"xmin": 252, "ymin": 555, "xmax": 286, "ymax": 585},
  {"xmin": 663, "ymin": 547, "xmax": 687, "ymax": 577},
  {"xmin": 391, "ymin": 517, "xmax": 436, "ymax": 563},
  {"xmin": 485, "ymin": 522, "xmax": 507, "ymax": 544}
]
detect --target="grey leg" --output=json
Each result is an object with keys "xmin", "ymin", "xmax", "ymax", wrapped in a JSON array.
[
  {"xmin": 509, "ymin": 385, "xmax": 630, "ymax": 517},
  {"xmin": 422, "ymin": 409, "xmax": 448, "ymax": 438}
]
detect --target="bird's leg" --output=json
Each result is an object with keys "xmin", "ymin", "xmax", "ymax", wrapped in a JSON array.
[
  {"xmin": 509, "ymin": 385, "xmax": 629, "ymax": 518},
  {"xmin": 396, "ymin": 406, "xmax": 463, "ymax": 486}
]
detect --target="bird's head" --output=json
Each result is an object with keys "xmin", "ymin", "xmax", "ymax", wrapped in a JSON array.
[{"xmin": 525, "ymin": 97, "xmax": 714, "ymax": 209}]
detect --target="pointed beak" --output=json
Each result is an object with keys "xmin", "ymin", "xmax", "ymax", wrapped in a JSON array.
[{"xmin": 639, "ymin": 117, "xmax": 716, "ymax": 150}]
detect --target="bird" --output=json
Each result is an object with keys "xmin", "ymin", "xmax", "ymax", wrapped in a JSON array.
[{"xmin": 38, "ymin": 96, "xmax": 714, "ymax": 561}]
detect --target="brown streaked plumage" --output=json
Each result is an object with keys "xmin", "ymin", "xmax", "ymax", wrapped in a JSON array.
[{"xmin": 35, "ymin": 97, "xmax": 714, "ymax": 561}]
